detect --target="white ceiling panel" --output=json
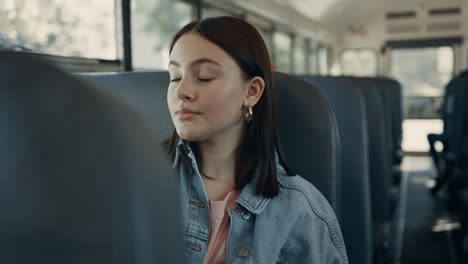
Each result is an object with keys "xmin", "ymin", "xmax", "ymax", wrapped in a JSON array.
[{"xmin": 271, "ymin": 0, "xmax": 466, "ymax": 30}]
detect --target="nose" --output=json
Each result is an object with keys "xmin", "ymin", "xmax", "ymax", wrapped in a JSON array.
[{"xmin": 176, "ymin": 77, "xmax": 196, "ymax": 102}]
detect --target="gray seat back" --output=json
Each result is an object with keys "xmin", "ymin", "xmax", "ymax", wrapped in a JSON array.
[
  {"xmin": 303, "ymin": 75, "xmax": 372, "ymax": 264},
  {"xmin": 78, "ymin": 71, "xmax": 172, "ymax": 142},
  {"xmin": 373, "ymin": 78, "xmax": 395, "ymax": 165},
  {"xmin": 274, "ymin": 72, "xmax": 341, "ymax": 217},
  {"xmin": 0, "ymin": 52, "xmax": 183, "ymax": 264},
  {"xmin": 388, "ymin": 79, "xmax": 403, "ymax": 164},
  {"xmin": 442, "ymin": 77, "xmax": 460, "ymax": 145},
  {"xmin": 375, "ymin": 78, "xmax": 403, "ymax": 164},
  {"xmin": 347, "ymin": 77, "xmax": 393, "ymax": 222},
  {"xmin": 447, "ymin": 76, "xmax": 468, "ymax": 155}
]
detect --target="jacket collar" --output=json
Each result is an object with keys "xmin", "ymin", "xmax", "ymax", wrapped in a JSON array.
[
  {"xmin": 174, "ymin": 139, "xmax": 272, "ymax": 214},
  {"xmin": 237, "ymin": 153, "xmax": 283, "ymax": 214},
  {"xmin": 173, "ymin": 139, "xmax": 196, "ymax": 168},
  {"xmin": 236, "ymin": 179, "xmax": 271, "ymax": 214}
]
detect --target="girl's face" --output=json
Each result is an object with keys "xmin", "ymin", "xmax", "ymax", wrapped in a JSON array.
[{"xmin": 167, "ymin": 33, "xmax": 250, "ymax": 143}]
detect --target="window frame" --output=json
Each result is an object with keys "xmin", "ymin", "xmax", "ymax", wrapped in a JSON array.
[
  {"xmin": 2, "ymin": 0, "xmax": 326, "ymax": 74},
  {"xmin": 130, "ymin": 0, "xmax": 195, "ymax": 71},
  {"xmin": 318, "ymin": 45, "xmax": 329, "ymax": 75},
  {"xmin": 200, "ymin": 1, "xmax": 244, "ymax": 18},
  {"xmin": 389, "ymin": 45, "xmax": 455, "ymax": 119},
  {"xmin": 1, "ymin": 0, "xmax": 124, "ymax": 73},
  {"xmin": 272, "ymin": 30, "xmax": 294, "ymax": 73},
  {"xmin": 292, "ymin": 35, "xmax": 308, "ymax": 74}
]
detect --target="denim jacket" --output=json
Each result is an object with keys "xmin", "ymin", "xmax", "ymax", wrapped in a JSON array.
[{"xmin": 174, "ymin": 142, "xmax": 349, "ymax": 264}]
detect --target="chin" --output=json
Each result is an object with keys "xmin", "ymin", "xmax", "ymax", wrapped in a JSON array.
[{"xmin": 175, "ymin": 127, "xmax": 207, "ymax": 142}]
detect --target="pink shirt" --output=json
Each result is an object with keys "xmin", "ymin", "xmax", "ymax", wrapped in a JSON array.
[{"xmin": 203, "ymin": 190, "xmax": 240, "ymax": 264}]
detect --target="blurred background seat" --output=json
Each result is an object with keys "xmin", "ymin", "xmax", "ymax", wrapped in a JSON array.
[{"xmin": 303, "ymin": 75, "xmax": 372, "ymax": 264}]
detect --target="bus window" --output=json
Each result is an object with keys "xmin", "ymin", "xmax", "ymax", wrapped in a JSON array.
[
  {"xmin": 202, "ymin": 6, "xmax": 237, "ymax": 19},
  {"xmin": 273, "ymin": 31, "xmax": 292, "ymax": 73},
  {"xmin": 308, "ymin": 46, "xmax": 319, "ymax": 74},
  {"xmin": 342, "ymin": 49, "xmax": 378, "ymax": 77},
  {"xmin": 391, "ymin": 46, "xmax": 454, "ymax": 152},
  {"xmin": 131, "ymin": 0, "xmax": 192, "ymax": 70},
  {"xmin": 318, "ymin": 46, "xmax": 329, "ymax": 75},
  {"xmin": 257, "ymin": 28, "xmax": 273, "ymax": 59},
  {"xmin": 391, "ymin": 46, "xmax": 454, "ymax": 119},
  {"xmin": 293, "ymin": 37, "xmax": 307, "ymax": 74},
  {"xmin": 0, "ymin": 0, "xmax": 117, "ymax": 60},
  {"xmin": 246, "ymin": 14, "xmax": 274, "ymax": 62}
]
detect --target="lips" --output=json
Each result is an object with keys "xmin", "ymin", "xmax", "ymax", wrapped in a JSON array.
[{"xmin": 175, "ymin": 107, "xmax": 201, "ymax": 120}]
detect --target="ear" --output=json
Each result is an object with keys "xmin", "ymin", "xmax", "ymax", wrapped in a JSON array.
[{"xmin": 244, "ymin": 76, "xmax": 265, "ymax": 107}]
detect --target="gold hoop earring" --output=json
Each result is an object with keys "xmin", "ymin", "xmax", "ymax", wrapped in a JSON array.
[{"xmin": 245, "ymin": 105, "xmax": 253, "ymax": 122}]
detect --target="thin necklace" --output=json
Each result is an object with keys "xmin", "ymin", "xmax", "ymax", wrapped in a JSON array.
[
  {"xmin": 201, "ymin": 171, "xmax": 234, "ymax": 186},
  {"xmin": 201, "ymin": 171, "xmax": 215, "ymax": 180}
]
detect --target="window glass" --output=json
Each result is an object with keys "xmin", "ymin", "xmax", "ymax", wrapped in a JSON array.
[
  {"xmin": 132, "ymin": 0, "xmax": 192, "ymax": 70},
  {"xmin": 293, "ymin": 38, "xmax": 306, "ymax": 74},
  {"xmin": 0, "ymin": 0, "xmax": 117, "ymax": 60},
  {"xmin": 308, "ymin": 48, "xmax": 318, "ymax": 74},
  {"xmin": 246, "ymin": 15, "xmax": 273, "ymax": 61},
  {"xmin": 318, "ymin": 47, "xmax": 328, "ymax": 75},
  {"xmin": 256, "ymin": 28, "xmax": 273, "ymax": 56},
  {"xmin": 342, "ymin": 49, "xmax": 377, "ymax": 76},
  {"xmin": 391, "ymin": 46, "xmax": 454, "ymax": 119},
  {"xmin": 201, "ymin": 6, "xmax": 234, "ymax": 19},
  {"xmin": 391, "ymin": 46, "xmax": 454, "ymax": 152},
  {"xmin": 273, "ymin": 31, "xmax": 292, "ymax": 72}
]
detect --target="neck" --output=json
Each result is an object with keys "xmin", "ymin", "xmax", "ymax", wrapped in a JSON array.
[{"xmin": 197, "ymin": 126, "xmax": 243, "ymax": 184}]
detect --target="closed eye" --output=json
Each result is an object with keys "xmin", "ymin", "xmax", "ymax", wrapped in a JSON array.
[
  {"xmin": 198, "ymin": 78, "xmax": 214, "ymax": 82},
  {"xmin": 170, "ymin": 78, "xmax": 181, "ymax": 82}
]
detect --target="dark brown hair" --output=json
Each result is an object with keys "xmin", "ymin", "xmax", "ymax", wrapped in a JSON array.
[{"xmin": 163, "ymin": 16, "xmax": 293, "ymax": 198}]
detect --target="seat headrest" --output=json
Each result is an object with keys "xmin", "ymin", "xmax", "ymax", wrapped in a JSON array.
[
  {"xmin": 78, "ymin": 71, "xmax": 173, "ymax": 142},
  {"xmin": 0, "ymin": 52, "xmax": 183, "ymax": 264},
  {"xmin": 302, "ymin": 75, "xmax": 372, "ymax": 264},
  {"xmin": 273, "ymin": 72, "xmax": 341, "ymax": 215}
]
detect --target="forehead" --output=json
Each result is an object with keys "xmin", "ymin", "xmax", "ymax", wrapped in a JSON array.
[{"xmin": 169, "ymin": 33, "xmax": 236, "ymax": 68}]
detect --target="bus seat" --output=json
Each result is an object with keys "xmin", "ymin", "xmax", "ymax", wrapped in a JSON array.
[
  {"xmin": 452, "ymin": 80, "xmax": 468, "ymax": 239},
  {"xmin": 426, "ymin": 75, "xmax": 461, "ymax": 186},
  {"xmin": 449, "ymin": 76, "xmax": 468, "ymax": 159},
  {"xmin": 78, "ymin": 71, "xmax": 172, "ymax": 142},
  {"xmin": 80, "ymin": 70, "xmax": 343, "ymax": 237},
  {"xmin": 375, "ymin": 79, "xmax": 403, "ymax": 165},
  {"xmin": 374, "ymin": 78, "xmax": 403, "ymax": 187},
  {"xmin": 273, "ymin": 72, "xmax": 341, "ymax": 219},
  {"xmin": 302, "ymin": 76, "xmax": 372, "ymax": 264},
  {"xmin": 448, "ymin": 76, "xmax": 468, "ymax": 189},
  {"xmin": 443, "ymin": 77, "xmax": 460, "ymax": 145},
  {"xmin": 80, "ymin": 71, "xmax": 343, "ymax": 244},
  {"xmin": 0, "ymin": 52, "xmax": 183, "ymax": 264},
  {"xmin": 373, "ymin": 78, "xmax": 395, "ymax": 166},
  {"xmin": 429, "ymin": 75, "xmax": 468, "ymax": 181},
  {"xmin": 388, "ymin": 79, "xmax": 403, "ymax": 165},
  {"xmin": 349, "ymin": 77, "xmax": 393, "ymax": 223},
  {"xmin": 343, "ymin": 77, "xmax": 396, "ymax": 262},
  {"xmin": 431, "ymin": 76, "xmax": 462, "ymax": 165}
]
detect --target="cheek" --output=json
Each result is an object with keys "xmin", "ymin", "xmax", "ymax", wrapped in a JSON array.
[
  {"xmin": 167, "ymin": 87, "xmax": 177, "ymax": 113},
  {"xmin": 167, "ymin": 87, "xmax": 182, "ymax": 132},
  {"xmin": 203, "ymin": 84, "xmax": 244, "ymax": 121}
]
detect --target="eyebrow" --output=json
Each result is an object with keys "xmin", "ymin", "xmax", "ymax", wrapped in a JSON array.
[{"xmin": 168, "ymin": 58, "xmax": 222, "ymax": 68}]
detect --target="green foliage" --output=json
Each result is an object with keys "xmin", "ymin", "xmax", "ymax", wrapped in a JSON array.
[
  {"xmin": 135, "ymin": 0, "xmax": 191, "ymax": 52},
  {"xmin": 0, "ymin": 0, "xmax": 114, "ymax": 59}
]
